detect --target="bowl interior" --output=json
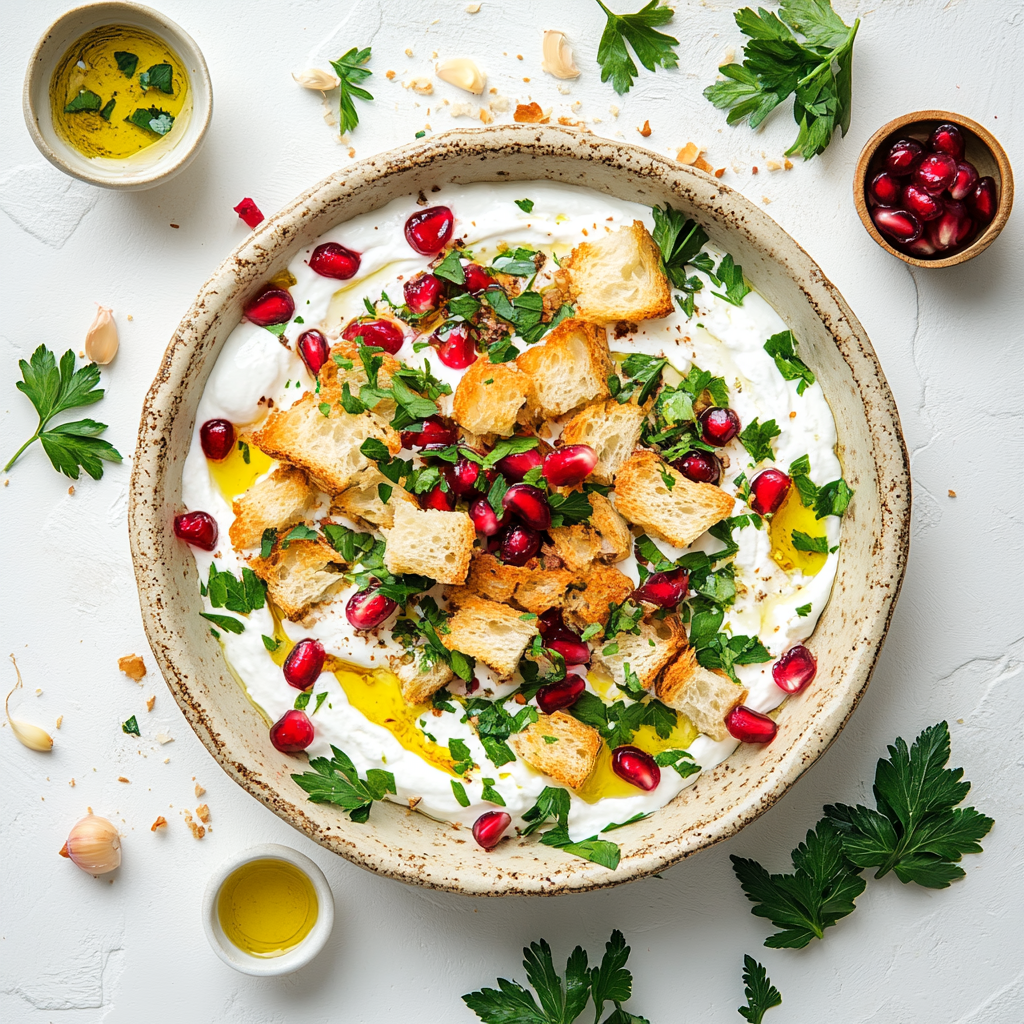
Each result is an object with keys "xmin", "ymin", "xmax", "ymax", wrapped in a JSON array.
[{"xmin": 129, "ymin": 126, "xmax": 911, "ymax": 895}]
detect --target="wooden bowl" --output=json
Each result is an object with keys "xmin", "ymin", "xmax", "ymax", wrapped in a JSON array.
[{"xmin": 854, "ymin": 110, "xmax": 1013, "ymax": 268}]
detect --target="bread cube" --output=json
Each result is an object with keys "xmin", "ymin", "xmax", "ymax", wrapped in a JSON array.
[
  {"xmin": 383, "ymin": 503, "xmax": 475, "ymax": 585},
  {"xmin": 510, "ymin": 711, "xmax": 601, "ymax": 789},
  {"xmin": 452, "ymin": 359, "xmax": 533, "ymax": 437},
  {"xmin": 251, "ymin": 538, "xmax": 346, "ymax": 621},
  {"xmin": 561, "ymin": 399, "xmax": 649, "ymax": 485},
  {"xmin": 562, "ymin": 565, "xmax": 635, "ymax": 632},
  {"xmin": 594, "ymin": 615, "xmax": 687, "ymax": 692},
  {"xmin": 229, "ymin": 465, "xmax": 318, "ymax": 550},
  {"xmin": 441, "ymin": 595, "xmax": 539, "ymax": 677},
  {"xmin": 656, "ymin": 647, "xmax": 747, "ymax": 742},
  {"xmin": 392, "ymin": 656, "xmax": 454, "ymax": 705},
  {"xmin": 331, "ymin": 465, "xmax": 416, "ymax": 529}
]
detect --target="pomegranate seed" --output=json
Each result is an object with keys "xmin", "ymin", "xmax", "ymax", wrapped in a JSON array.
[
  {"xmin": 244, "ymin": 287, "xmax": 294, "ymax": 327},
  {"xmin": 672, "ymin": 449, "xmax": 721, "ymax": 485},
  {"xmin": 884, "ymin": 138, "xmax": 924, "ymax": 176},
  {"xmin": 174, "ymin": 511, "xmax": 218, "ymax": 551},
  {"xmin": 872, "ymin": 208, "xmax": 922, "ymax": 243},
  {"xmin": 901, "ymin": 184, "xmax": 944, "ymax": 223},
  {"xmin": 548, "ymin": 638, "xmax": 591, "ymax": 666},
  {"xmin": 772, "ymin": 644, "xmax": 817, "ymax": 694},
  {"xmin": 927, "ymin": 200, "xmax": 971, "ymax": 250},
  {"xmin": 543, "ymin": 445, "xmax": 598, "ymax": 487},
  {"xmin": 968, "ymin": 176, "xmax": 997, "ymax": 225},
  {"xmin": 405, "ymin": 206, "xmax": 454, "ymax": 255},
  {"xmin": 233, "ymin": 197, "xmax": 264, "ymax": 228},
  {"xmin": 342, "ymin": 318, "xmax": 404, "ymax": 355},
  {"xmin": 269, "ymin": 709, "xmax": 314, "ymax": 753},
  {"xmin": 465, "ymin": 677, "xmax": 480, "ymax": 695},
  {"xmin": 297, "ymin": 330, "xmax": 330, "ymax": 375},
  {"xmin": 468, "ymin": 498, "xmax": 510, "ymax": 536},
  {"xmin": 536, "ymin": 674, "xmax": 587, "ymax": 714},
  {"xmin": 538, "ymin": 608, "xmax": 570, "ymax": 637},
  {"xmin": 869, "ymin": 172, "xmax": 901, "ymax": 207},
  {"xmin": 502, "ymin": 483, "xmax": 552, "ymax": 531},
  {"xmin": 404, "ymin": 272, "xmax": 444, "ymax": 313},
  {"xmin": 725, "ymin": 705, "xmax": 777, "ymax": 744},
  {"xmin": 611, "ymin": 746, "xmax": 661, "ymax": 791},
  {"xmin": 749, "ymin": 468, "xmax": 791, "ymax": 516},
  {"xmin": 199, "ymin": 419, "xmax": 234, "ymax": 461},
  {"xmin": 928, "ymin": 123, "xmax": 965, "ymax": 160},
  {"xmin": 633, "ymin": 568, "xmax": 690, "ymax": 608},
  {"xmin": 450, "ymin": 457, "xmax": 489, "ymax": 496},
  {"xmin": 400, "ymin": 416, "xmax": 457, "ymax": 449},
  {"xmin": 463, "ymin": 263, "xmax": 494, "ymax": 293},
  {"xmin": 345, "ymin": 588, "xmax": 397, "ymax": 630},
  {"xmin": 283, "ymin": 639, "xmax": 325, "ymax": 690},
  {"xmin": 499, "ymin": 524, "xmax": 540, "ymax": 566},
  {"xmin": 419, "ymin": 484, "xmax": 456, "ymax": 511},
  {"xmin": 309, "ymin": 242, "xmax": 361, "ymax": 280},
  {"xmin": 699, "ymin": 407, "xmax": 741, "ymax": 447},
  {"xmin": 432, "ymin": 323, "xmax": 477, "ymax": 369},
  {"xmin": 903, "ymin": 236, "xmax": 939, "ymax": 258},
  {"xmin": 472, "ymin": 810, "xmax": 511, "ymax": 850},
  {"xmin": 496, "ymin": 448, "xmax": 542, "ymax": 482},
  {"xmin": 949, "ymin": 161, "xmax": 979, "ymax": 202},
  {"xmin": 915, "ymin": 152, "xmax": 958, "ymax": 194}
]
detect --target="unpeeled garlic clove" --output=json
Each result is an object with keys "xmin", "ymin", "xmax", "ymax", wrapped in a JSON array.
[
  {"xmin": 292, "ymin": 68, "xmax": 341, "ymax": 91},
  {"xmin": 436, "ymin": 58, "xmax": 486, "ymax": 95},
  {"xmin": 541, "ymin": 30, "xmax": 580, "ymax": 80},
  {"xmin": 6, "ymin": 655, "xmax": 53, "ymax": 752},
  {"xmin": 60, "ymin": 814, "xmax": 122, "ymax": 875},
  {"xmin": 84, "ymin": 305, "xmax": 118, "ymax": 364}
]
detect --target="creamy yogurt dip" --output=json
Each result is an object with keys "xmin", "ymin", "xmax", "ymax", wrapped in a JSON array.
[{"xmin": 181, "ymin": 181, "xmax": 845, "ymax": 846}]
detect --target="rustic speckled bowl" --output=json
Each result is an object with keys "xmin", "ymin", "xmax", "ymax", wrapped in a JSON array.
[{"xmin": 129, "ymin": 126, "xmax": 911, "ymax": 896}]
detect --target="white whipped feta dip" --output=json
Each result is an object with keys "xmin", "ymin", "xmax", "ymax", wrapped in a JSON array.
[{"xmin": 181, "ymin": 181, "xmax": 842, "ymax": 843}]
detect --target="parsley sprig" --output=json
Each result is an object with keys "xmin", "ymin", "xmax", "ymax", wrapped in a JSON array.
[
  {"xmin": 764, "ymin": 330, "xmax": 815, "ymax": 394},
  {"xmin": 290, "ymin": 745, "xmax": 395, "ymax": 823},
  {"xmin": 650, "ymin": 204, "xmax": 716, "ymax": 316},
  {"xmin": 738, "ymin": 955, "xmax": 782, "ymax": 1023},
  {"xmin": 595, "ymin": 1, "xmax": 679, "ymax": 95},
  {"xmin": 6, "ymin": 345, "xmax": 122, "ymax": 480},
  {"xmin": 330, "ymin": 47, "xmax": 373, "ymax": 134}
]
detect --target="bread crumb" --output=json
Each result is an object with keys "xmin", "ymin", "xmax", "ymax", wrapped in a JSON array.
[
  {"xmin": 784, "ymin": 159, "xmax": 793, "ymax": 170},
  {"xmin": 385, "ymin": 69, "xmax": 396, "ymax": 80},
  {"xmin": 714, "ymin": 167, "xmax": 725, "ymax": 178},
  {"xmin": 69, "ymin": 778, "xmax": 75, "ymax": 787},
  {"xmin": 676, "ymin": 142, "xmax": 700, "ymax": 165},
  {"xmin": 127, "ymin": 314, "xmax": 134, "ymax": 321},
  {"xmin": 789, "ymin": 410, "xmax": 797, "ymax": 419},
  {"xmin": 609, "ymin": 105, "xmax": 619, "ymax": 118},
  {"xmin": 68, "ymin": 486, "xmax": 75, "ymax": 495},
  {"xmin": 638, "ymin": 120, "xmax": 651, "ymax": 137},
  {"xmin": 195, "ymin": 782, "xmax": 206, "ymax": 797},
  {"xmin": 466, "ymin": 2, "xmax": 481, "ymax": 11},
  {"xmin": 145, "ymin": 695, "xmax": 155, "ymax": 712},
  {"xmin": 196, "ymin": 804, "xmax": 210, "ymax": 823},
  {"xmin": 514, "ymin": 102, "xmax": 549, "ymax": 124},
  {"xmin": 408, "ymin": 796, "xmax": 422, "ymax": 809},
  {"xmin": 405, "ymin": 76, "xmax": 433, "ymax": 95},
  {"xmin": 155, "ymin": 732, "xmax": 174, "ymax": 744},
  {"xmin": 767, "ymin": 159, "xmax": 782, "ymax": 171},
  {"xmin": 118, "ymin": 654, "xmax": 146, "ymax": 682},
  {"xmin": 182, "ymin": 809, "xmax": 206, "ymax": 839},
  {"xmin": 151, "ymin": 816, "xmax": 167, "ymax": 831},
  {"xmin": 405, "ymin": 47, "xmax": 413, "ymax": 56},
  {"xmin": 118, "ymin": 776, "xmax": 130, "ymax": 783},
  {"xmin": 948, "ymin": 489, "xmax": 957, "ymax": 497},
  {"xmin": 762, "ymin": 196, "xmax": 771, "ymax": 204},
  {"xmin": 56, "ymin": 715, "xmax": 63, "ymax": 729}
]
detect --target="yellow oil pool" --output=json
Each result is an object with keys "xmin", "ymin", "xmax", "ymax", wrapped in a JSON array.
[
  {"xmin": 769, "ymin": 490, "xmax": 828, "ymax": 576},
  {"xmin": 208, "ymin": 440, "xmax": 273, "ymax": 503}
]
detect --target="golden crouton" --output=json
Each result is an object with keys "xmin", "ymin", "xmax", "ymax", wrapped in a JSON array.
[
  {"xmin": 392, "ymin": 657, "xmax": 454, "ymax": 705},
  {"xmin": 656, "ymin": 647, "xmax": 747, "ymax": 742},
  {"xmin": 548, "ymin": 525, "xmax": 604, "ymax": 573},
  {"xmin": 383, "ymin": 502, "xmax": 476, "ymax": 586},
  {"xmin": 562, "ymin": 565, "xmax": 635, "ymax": 632},
  {"xmin": 441, "ymin": 595, "xmax": 539, "ymax": 677},
  {"xmin": 561, "ymin": 399, "xmax": 649, "ymax": 485},
  {"xmin": 331, "ymin": 465, "xmax": 416, "ymax": 529},
  {"xmin": 594, "ymin": 615, "xmax": 687, "ymax": 693},
  {"xmin": 510, "ymin": 711, "xmax": 601, "ymax": 789},
  {"xmin": 456, "ymin": 553, "xmax": 572, "ymax": 613},
  {"xmin": 229, "ymin": 465, "xmax": 318, "ymax": 550},
  {"xmin": 251, "ymin": 538, "xmax": 347, "ymax": 621},
  {"xmin": 452, "ymin": 359, "xmax": 533, "ymax": 437}
]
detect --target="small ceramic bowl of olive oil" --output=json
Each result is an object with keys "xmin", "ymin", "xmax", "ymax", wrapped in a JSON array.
[
  {"xmin": 202, "ymin": 844, "xmax": 335, "ymax": 976},
  {"xmin": 23, "ymin": 2, "xmax": 212, "ymax": 190}
]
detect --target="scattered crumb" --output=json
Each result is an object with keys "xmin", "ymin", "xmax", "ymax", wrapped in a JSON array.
[
  {"xmin": 558, "ymin": 84, "xmax": 571, "ymax": 95},
  {"xmin": 723, "ymin": 46, "xmax": 736, "ymax": 64},
  {"xmin": 347, "ymin": 147, "xmax": 356, "ymax": 158},
  {"xmin": 948, "ymin": 489, "xmax": 957, "ymax": 497},
  {"xmin": 676, "ymin": 142, "xmax": 700, "ymax": 164},
  {"xmin": 408, "ymin": 796, "xmax": 423, "ymax": 810},
  {"xmin": 489, "ymin": 94, "xmax": 510, "ymax": 113},
  {"xmin": 516, "ymin": 54, "xmax": 523, "ymax": 61},
  {"xmin": 69, "ymin": 778, "xmax": 75, "ymax": 787},
  {"xmin": 513, "ymin": 102, "xmax": 549, "ymax": 124},
  {"xmin": 79, "ymin": 351, "xmax": 85, "ymax": 358},
  {"xmin": 196, "ymin": 804, "xmax": 210, "ymax": 823},
  {"xmin": 405, "ymin": 76, "xmax": 433, "ymax": 95},
  {"xmin": 784, "ymin": 159, "xmax": 793, "ymax": 170},
  {"xmin": 118, "ymin": 776, "xmax": 130, "ymax": 783},
  {"xmin": 789, "ymin": 410, "xmax": 797, "ymax": 419},
  {"xmin": 762, "ymin": 196, "xmax": 772, "ymax": 204},
  {"xmin": 479, "ymin": 107, "xmax": 494, "ymax": 124},
  {"xmin": 638, "ymin": 120, "xmax": 652, "ymax": 137},
  {"xmin": 151, "ymin": 816, "xmax": 167, "ymax": 831},
  {"xmin": 609, "ymin": 105, "xmax": 619, "ymax": 118},
  {"xmin": 182, "ymin": 809, "xmax": 206, "ymax": 839},
  {"xmin": 195, "ymin": 782, "xmax": 206, "ymax": 797},
  {"xmin": 127, "ymin": 314, "xmax": 134, "ymax": 321},
  {"xmin": 405, "ymin": 47, "xmax": 413, "ymax": 57},
  {"xmin": 170, "ymin": 223, "xmax": 179, "ymax": 229},
  {"xmin": 513, "ymin": 692, "xmax": 527, "ymax": 704},
  {"xmin": 385, "ymin": 69, "xmax": 396, "ymax": 80},
  {"xmin": 118, "ymin": 654, "xmax": 146, "ymax": 682},
  {"xmin": 55, "ymin": 715, "xmax": 63, "ymax": 729},
  {"xmin": 557, "ymin": 116, "xmax": 589, "ymax": 131},
  {"xmin": 714, "ymin": 168, "xmax": 725, "ymax": 178},
  {"xmin": 163, "ymin": 758, "xmax": 169, "ymax": 764},
  {"xmin": 752, "ymin": 166, "xmax": 759, "ymax": 174},
  {"xmin": 467, "ymin": 2, "xmax": 481, "ymax": 11},
  {"xmin": 145, "ymin": 696, "xmax": 155, "ymax": 712},
  {"xmin": 68, "ymin": 486, "xmax": 75, "ymax": 496},
  {"xmin": 766, "ymin": 159, "xmax": 782, "ymax": 171},
  {"xmin": 155, "ymin": 732, "xmax": 174, "ymax": 745}
]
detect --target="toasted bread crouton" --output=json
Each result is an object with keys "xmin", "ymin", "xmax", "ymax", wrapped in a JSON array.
[
  {"xmin": 442, "ymin": 595, "xmax": 539, "ymax": 677},
  {"xmin": 548, "ymin": 525, "xmax": 604, "ymax": 573},
  {"xmin": 229, "ymin": 466, "xmax": 318, "ymax": 550},
  {"xmin": 383, "ymin": 503, "xmax": 476, "ymax": 585},
  {"xmin": 562, "ymin": 220, "xmax": 672, "ymax": 324},
  {"xmin": 509, "ymin": 565, "xmax": 575, "ymax": 614},
  {"xmin": 457, "ymin": 553, "xmax": 572, "ymax": 613},
  {"xmin": 251, "ymin": 538, "xmax": 346, "ymax": 620},
  {"xmin": 614, "ymin": 450, "xmax": 735, "ymax": 548},
  {"xmin": 563, "ymin": 565, "xmax": 635, "ymax": 632},
  {"xmin": 452, "ymin": 359, "xmax": 533, "ymax": 437},
  {"xmin": 656, "ymin": 648, "xmax": 747, "ymax": 742},
  {"xmin": 392, "ymin": 657, "xmax": 454, "ymax": 705},
  {"xmin": 331, "ymin": 466, "xmax": 416, "ymax": 529},
  {"xmin": 588, "ymin": 492, "xmax": 632, "ymax": 561},
  {"xmin": 548, "ymin": 494, "xmax": 630, "ymax": 573},
  {"xmin": 594, "ymin": 615, "xmax": 687, "ymax": 692},
  {"xmin": 561, "ymin": 400, "xmax": 649, "ymax": 485},
  {"xmin": 510, "ymin": 711, "xmax": 601, "ymax": 789},
  {"xmin": 515, "ymin": 319, "xmax": 612, "ymax": 418},
  {"xmin": 325, "ymin": 338, "xmax": 403, "ymax": 418},
  {"xmin": 459, "ymin": 553, "xmax": 519, "ymax": 604}
]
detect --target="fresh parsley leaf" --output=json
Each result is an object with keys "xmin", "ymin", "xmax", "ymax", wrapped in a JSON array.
[
  {"xmin": 433, "ymin": 249, "xmax": 466, "ymax": 285},
  {"xmin": 738, "ymin": 418, "xmax": 780, "ymax": 464},
  {"xmin": 764, "ymin": 330, "xmax": 815, "ymax": 394},
  {"xmin": 200, "ymin": 612, "xmax": 245, "ymax": 634},
  {"xmin": 595, "ymin": 0, "xmax": 679, "ymax": 95},
  {"xmin": 654, "ymin": 748, "xmax": 701, "ymax": 779},
  {"xmin": 483, "ymin": 289, "xmax": 571, "ymax": 345},
  {"xmin": 281, "ymin": 524, "xmax": 319, "ymax": 548},
  {"xmin": 795, "ymin": 603, "xmax": 811, "ymax": 617},
  {"xmin": 515, "ymin": 198, "xmax": 535, "ymax": 213},
  {"xmin": 449, "ymin": 737, "xmax": 474, "ymax": 775},
  {"xmin": 650, "ymin": 204, "xmax": 715, "ymax": 291},
  {"xmin": 491, "ymin": 247, "xmax": 541, "ymax": 276},
  {"xmin": 114, "ymin": 51, "xmax": 139, "ymax": 77},
  {"xmin": 824, "ymin": 722, "xmax": 994, "ymax": 888},
  {"xmin": 813, "ymin": 477, "xmax": 853, "ymax": 519},
  {"xmin": 548, "ymin": 491, "xmax": 593, "ymax": 528},
  {"xmin": 330, "ymin": 46, "xmax": 373, "ymax": 135},
  {"xmin": 99, "ymin": 98, "xmax": 116, "ymax": 120},
  {"xmin": 126, "ymin": 107, "xmax": 174, "ymax": 135},
  {"xmin": 360, "ymin": 437, "xmax": 392, "ymax": 463},
  {"xmin": 138, "ymin": 63, "xmax": 173, "ymax": 94},
  {"xmin": 322, "ymin": 522, "xmax": 375, "ymax": 563},
  {"xmin": 711, "ymin": 254, "xmax": 752, "ymax": 306},
  {"xmin": 204, "ymin": 563, "xmax": 267, "ymax": 614},
  {"xmin": 262, "ymin": 634, "xmax": 282, "ymax": 652},
  {"xmin": 122, "ymin": 715, "xmax": 140, "ymax": 736},
  {"xmin": 451, "ymin": 779, "xmax": 470, "ymax": 807},
  {"xmin": 738, "ymin": 955, "xmax": 782, "ymax": 1023},
  {"xmin": 487, "ymin": 473, "xmax": 510, "ymax": 516},
  {"xmin": 487, "ymin": 336, "xmax": 520, "ymax": 363},
  {"xmin": 695, "ymin": 630, "xmax": 771, "ymax": 684},
  {"xmin": 481, "ymin": 778, "xmax": 506, "ymax": 806},
  {"xmin": 449, "ymin": 291, "xmax": 482, "ymax": 319},
  {"xmin": 6, "ymin": 346, "xmax": 122, "ymax": 479},
  {"xmin": 616, "ymin": 353, "xmax": 667, "ymax": 405},
  {"xmin": 65, "ymin": 90, "xmax": 103, "ymax": 113},
  {"xmin": 792, "ymin": 530, "xmax": 828, "ymax": 554},
  {"xmin": 293, "ymin": 690, "xmax": 312, "ymax": 710},
  {"xmin": 291, "ymin": 744, "xmax": 395, "ymax": 822}
]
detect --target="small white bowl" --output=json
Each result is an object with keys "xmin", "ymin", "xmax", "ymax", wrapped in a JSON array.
[
  {"xmin": 202, "ymin": 843, "xmax": 335, "ymax": 977},
  {"xmin": 23, "ymin": 2, "xmax": 212, "ymax": 191}
]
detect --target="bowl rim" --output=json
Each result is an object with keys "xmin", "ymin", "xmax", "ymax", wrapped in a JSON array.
[
  {"xmin": 128, "ymin": 125, "xmax": 911, "ymax": 895},
  {"xmin": 22, "ymin": 0, "xmax": 213, "ymax": 191},
  {"xmin": 853, "ymin": 109, "xmax": 1014, "ymax": 269}
]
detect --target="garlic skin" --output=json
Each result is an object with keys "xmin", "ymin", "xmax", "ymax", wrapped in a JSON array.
[
  {"xmin": 60, "ymin": 815, "xmax": 122, "ymax": 875},
  {"xmin": 542, "ymin": 31, "xmax": 580, "ymax": 80},
  {"xmin": 436, "ymin": 58, "xmax": 486, "ymax": 95},
  {"xmin": 6, "ymin": 655, "xmax": 53, "ymax": 752},
  {"xmin": 84, "ymin": 305, "xmax": 118, "ymax": 365},
  {"xmin": 292, "ymin": 68, "xmax": 341, "ymax": 91}
]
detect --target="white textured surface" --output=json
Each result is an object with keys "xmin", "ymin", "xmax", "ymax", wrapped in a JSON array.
[{"xmin": 1, "ymin": 1, "xmax": 1021, "ymax": 1021}]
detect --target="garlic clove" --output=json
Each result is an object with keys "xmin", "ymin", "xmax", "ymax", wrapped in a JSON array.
[
  {"xmin": 6, "ymin": 655, "xmax": 53, "ymax": 752},
  {"xmin": 84, "ymin": 305, "xmax": 118, "ymax": 365},
  {"xmin": 292, "ymin": 68, "xmax": 341, "ymax": 91},
  {"xmin": 61, "ymin": 814, "xmax": 122, "ymax": 875},
  {"xmin": 436, "ymin": 58, "xmax": 486, "ymax": 95},
  {"xmin": 541, "ymin": 30, "xmax": 580, "ymax": 80}
]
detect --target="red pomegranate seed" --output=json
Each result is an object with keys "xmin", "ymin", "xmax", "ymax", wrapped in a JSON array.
[
  {"xmin": 536, "ymin": 674, "xmax": 587, "ymax": 714},
  {"xmin": 872, "ymin": 208, "xmax": 922, "ymax": 243},
  {"xmin": 949, "ymin": 161, "xmax": 979, "ymax": 202},
  {"xmin": 233, "ymin": 197, "xmax": 264, "ymax": 228},
  {"xmin": 174, "ymin": 511, "xmax": 218, "ymax": 551},
  {"xmin": 468, "ymin": 498, "xmax": 510, "ymax": 536},
  {"xmin": 499, "ymin": 524, "xmax": 540, "ymax": 566},
  {"xmin": 537, "ymin": 609, "xmax": 571, "ymax": 638},
  {"xmin": 199, "ymin": 419, "xmax": 234, "ymax": 461},
  {"xmin": 405, "ymin": 206, "xmax": 454, "ymax": 255},
  {"xmin": 927, "ymin": 200, "xmax": 971, "ymax": 250},
  {"xmin": 903, "ymin": 236, "xmax": 938, "ymax": 258},
  {"xmin": 309, "ymin": 242, "xmax": 361, "ymax": 280},
  {"xmin": 345, "ymin": 588, "xmax": 398, "ymax": 630},
  {"xmin": 928, "ymin": 122, "xmax": 965, "ymax": 160},
  {"xmin": 672, "ymin": 449, "xmax": 721, "ymax": 485},
  {"xmin": 463, "ymin": 263, "xmax": 494, "ymax": 293},
  {"xmin": 772, "ymin": 644, "xmax": 817, "ymax": 694},
  {"xmin": 699, "ymin": 407, "xmax": 741, "ymax": 447},
  {"xmin": 884, "ymin": 138, "xmax": 924, "ymax": 176},
  {"xmin": 496, "ymin": 448, "xmax": 542, "ymax": 482},
  {"xmin": 915, "ymin": 152, "xmax": 958, "ymax": 194},
  {"xmin": 725, "ymin": 705, "xmax": 777, "ymax": 744},
  {"xmin": 502, "ymin": 483, "xmax": 552, "ymax": 530},
  {"xmin": 465, "ymin": 677, "xmax": 481, "ymax": 695},
  {"xmin": 419, "ymin": 484, "xmax": 456, "ymax": 511},
  {"xmin": 543, "ymin": 445, "xmax": 597, "ymax": 487},
  {"xmin": 611, "ymin": 746, "xmax": 661, "ymax": 791},
  {"xmin": 901, "ymin": 184, "xmax": 944, "ymax": 222},
  {"xmin": 869, "ymin": 172, "xmax": 901, "ymax": 207},
  {"xmin": 450, "ymin": 457, "xmax": 489, "ymax": 496},
  {"xmin": 749, "ymin": 468, "xmax": 791, "ymax": 516},
  {"xmin": 472, "ymin": 810, "xmax": 511, "ymax": 850},
  {"xmin": 404, "ymin": 273, "xmax": 444, "ymax": 313},
  {"xmin": 400, "ymin": 416, "xmax": 457, "ymax": 449},
  {"xmin": 297, "ymin": 330, "xmax": 330, "ymax": 375},
  {"xmin": 283, "ymin": 639, "xmax": 325, "ymax": 690},
  {"xmin": 968, "ymin": 176, "xmax": 997, "ymax": 225},
  {"xmin": 342, "ymin": 318, "xmax": 404, "ymax": 355},
  {"xmin": 269, "ymin": 709, "xmax": 314, "ymax": 753},
  {"xmin": 432, "ymin": 323, "xmax": 477, "ymax": 368},
  {"xmin": 244, "ymin": 287, "xmax": 294, "ymax": 327},
  {"xmin": 548, "ymin": 638, "xmax": 591, "ymax": 666},
  {"xmin": 633, "ymin": 568, "xmax": 690, "ymax": 608}
]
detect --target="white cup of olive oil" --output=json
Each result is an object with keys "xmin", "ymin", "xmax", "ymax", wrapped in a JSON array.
[{"xmin": 203, "ymin": 844, "xmax": 335, "ymax": 976}]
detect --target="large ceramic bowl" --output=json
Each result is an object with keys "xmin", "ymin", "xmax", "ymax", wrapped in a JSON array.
[{"xmin": 129, "ymin": 126, "xmax": 910, "ymax": 896}]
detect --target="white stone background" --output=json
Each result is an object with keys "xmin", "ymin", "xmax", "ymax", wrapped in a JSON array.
[{"xmin": 1, "ymin": 0, "xmax": 1022, "ymax": 1021}]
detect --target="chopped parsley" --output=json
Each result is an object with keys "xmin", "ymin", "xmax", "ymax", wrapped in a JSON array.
[
  {"xmin": 792, "ymin": 530, "xmax": 828, "ymax": 554},
  {"xmin": 514, "ymin": 198, "xmax": 535, "ymax": 213},
  {"xmin": 121, "ymin": 715, "xmax": 140, "ymax": 737},
  {"xmin": 114, "ymin": 51, "xmax": 139, "ymax": 78},
  {"xmin": 126, "ymin": 107, "xmax": 174, "ymax": 135},
  {"xmin": 520, "ymin": 786, "xmax": 622, "ymax": 869},
  {"xmin": 764, "ymin": 330, "xmax": 815, "ymax": 394},
  {"xmin": 738, "ymin": 417, "xmax": 781, "ymax": 464},
  {"xmin": 710, "ymin": 253, "xmax": 752, "ymax": 306},
  {"xmin": 64, "ymin": 90, "xmax": 103, "ymax": 113},
  {"xmin": 451, "ymin": 779, "xmax": 470, "ymax": 806},
  {"xmin": 595, "ymin": 0, "xmax": 679, "ymax": 95},
  {"xmin": 202, "ymin": 562, "xmax": 266, "ymax": 615},
  {"xmin": 138, "ymin": 63, "xmax": 173, "ymax": 94},
  {"xmin": 330, "ymin": 46, "xmax": 373, "ymax": 134},
  {"xmin": 291, "ymin": 745, "xmax": 395, "ymax": 822}
]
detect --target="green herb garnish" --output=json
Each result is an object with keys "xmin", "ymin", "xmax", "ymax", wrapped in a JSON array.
[
  {"xmin": 514, "ymin": 198, "xmax": 535, "ymax": 213},
  {"xmin": 451, "ymin": 779, "xmax": 470, "ymax": 807},
  {"xmin": 138, "ymin": 63, "xmax": 173, "ymax": 94},
  {"xmin": 203, "ymin": 563, "xmax": 266, "ymax": 614},
  {"xmin": 200, "ymin": 612, "xmax": 245, "ymax": 634},
  {"xmin": 710, "ymin": 253, "xmax": 752, "ymax": 306},
  {"xmin": 738, "ymin": 418, "xmax": 780, "ymax": 464},
  {"xmin": 99, "ymin": 98, "xmax": 116, "ymax": 121},
  {"xmin": 330, "ymin": 47, "xmax": 373, "ymax": 134},
  {"xmin": 595, "ymin": 1, "xmax": 679, "ymax": 95},
  {"xmin": 792, "ymin": 530, "xmax": 828, "ymax": 553},
  {"xmin": 64, "ymin": 90, "xmax": 103, "ymax": 113},
  {"xmin": 114, "ymin": 51, "xmax": 139, "ymax": 77},
  {"xmin": 122, "ymin": 715, "xmax": 140, "ymax": 736},
  {"xmin": 126, "ymin": 107, "xmax": 174, "ymax": 135},
  {"xmin": 291, "ymin": 745, "xmax": 396, "ymax": 823},
  {"xmin": 764, "ymin": 330, "xmax": 815, "ymax": 394},
  {"xmin": 738, "ymin": 955, "xmax": 783, "ymax": 1022}
]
